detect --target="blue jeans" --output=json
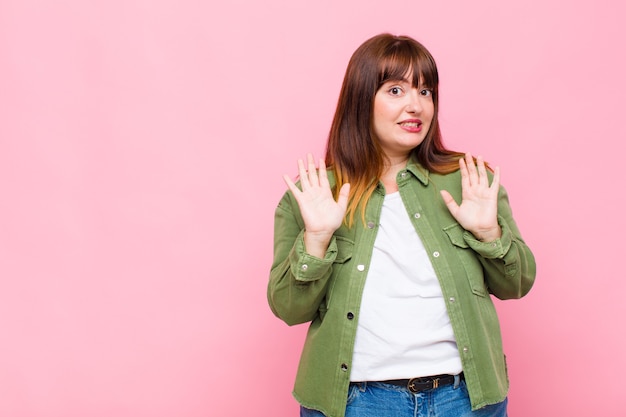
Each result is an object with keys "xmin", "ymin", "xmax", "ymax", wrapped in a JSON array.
[{"xmin": 300, "ymin": 378, "xmax": 507, "ymax": 417}]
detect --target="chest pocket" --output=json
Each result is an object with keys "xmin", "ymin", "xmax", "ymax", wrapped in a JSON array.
[
  {"xmin": 442, "ymin": 223, "xmax": 489, "ymax": 297},
  {"xmin": 319, "ymin": 235, "xmax": 354, "ymax": 321},
  {"xmin": 334, "ymin": 235, "xmax": 354, "ymax": 263}
]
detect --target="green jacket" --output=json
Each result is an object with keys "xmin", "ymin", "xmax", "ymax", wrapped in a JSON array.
[{"xmin": 268, "ymin": 159, "xmax": 536, "ymax": 417}]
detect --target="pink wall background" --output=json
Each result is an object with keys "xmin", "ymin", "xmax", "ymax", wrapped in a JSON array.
[{"xmin": 1, "ymin": 0, "xmax": 624, "ymax": 415}]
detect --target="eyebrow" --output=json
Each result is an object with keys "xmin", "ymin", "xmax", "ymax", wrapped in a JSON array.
[{"xmin": 384, "ymin": 78, "xmax": 430, "ymax": 88}]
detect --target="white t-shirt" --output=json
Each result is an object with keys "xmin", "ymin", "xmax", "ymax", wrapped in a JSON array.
[{"xmin": 350, "ymin": 192, "xmax": 462, "ymax": 381}]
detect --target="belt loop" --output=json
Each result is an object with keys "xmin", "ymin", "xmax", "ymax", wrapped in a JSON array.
[{"xmin": 453, "ymin": 374, "xmax": 461, "ymax": 389}]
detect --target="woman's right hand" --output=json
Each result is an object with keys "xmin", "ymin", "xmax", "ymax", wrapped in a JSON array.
[{"xmin": 283, "ymin": 154, "xmax": 350, "ymax": 258}]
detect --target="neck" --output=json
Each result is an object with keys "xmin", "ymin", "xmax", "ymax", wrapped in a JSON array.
[
  {"xmin": 382, "ymin": 154, "xmax": 409, "ymax": 176},
  {"xmin": 380, "ymin": 155, "xmax": 409, "ymax": 194}
]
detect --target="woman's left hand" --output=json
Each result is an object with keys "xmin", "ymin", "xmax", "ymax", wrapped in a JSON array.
[{"xmin": 440, "ymin": 153, "xmax": 502, "ymax": 242}]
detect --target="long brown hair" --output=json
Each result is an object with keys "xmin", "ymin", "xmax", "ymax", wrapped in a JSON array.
[{"xmin": 325, "ymin": 33, "xmax": 464, "ymax": 226}]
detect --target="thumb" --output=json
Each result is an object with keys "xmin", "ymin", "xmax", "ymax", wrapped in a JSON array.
[
  {"xmin": 440, "ymin": 190, "xmax": 459, "ymax": 217},
  {"xmin": 337, "ymin": 183, "xmax": 351, "ymax": 211}
]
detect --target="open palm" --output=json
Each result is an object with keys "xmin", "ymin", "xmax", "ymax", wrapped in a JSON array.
[
  {"xmin": 283, "ymin": 154, "xmax": 350, "ymax": 257},
  {"xmin": 440, "ymin": 153, "xmax": 501, "ymax": 242}
]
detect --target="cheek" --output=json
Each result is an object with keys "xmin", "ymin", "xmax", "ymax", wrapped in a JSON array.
[
  {"xmin": 372, "ymin": 115, "xmax": 384, "ymax": 138},
  {"xmin": 372, "ymin": 106, "xmax": 389, "ymax": 130},
  {"xmin": 372, "ymin": 100, "xmax": 387, "ymax": 119},
  {"xmin": 424, "ymin": 102, "xmax": 435, "ymax": 123}
]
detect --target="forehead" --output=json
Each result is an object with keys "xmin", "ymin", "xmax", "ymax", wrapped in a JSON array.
[
  {"xmin": 378, "ymin": 55, "xmax": 436, "ymax": 87},
  {"xmin": 380, "ymin": 69, "xmax": 428, "ymax": 87}
]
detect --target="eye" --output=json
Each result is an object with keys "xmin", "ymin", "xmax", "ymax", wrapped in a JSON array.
[
  {"xmin": 420, "ymin": 88, "xmax": 433, "ymax": 97},
  {"xmin": 388, "ymin": 86, "xmax": 404, "ymax": 96}
]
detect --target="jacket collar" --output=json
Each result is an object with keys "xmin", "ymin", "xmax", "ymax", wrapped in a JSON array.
[{"xmin": 405, "ymin": 158, "xmax": 430, "ymax": 185}]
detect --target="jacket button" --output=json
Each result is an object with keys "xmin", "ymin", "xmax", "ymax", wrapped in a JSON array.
[
  {"xmin": 347, "ymin": 312, "xmax": 354, "ymax": 320},
  {"xmin": 414, "ymin": 213, "xmax": 421, "ymax": 219},
  {"xmin": 357, "ymin": 264, "xmax": 365, "ymax": 271},
  {"xmin": 341, "ymin": 363, "xmax": 348, "ymax": 372},
  {"xmin": 367, "ymin": 221, "xmax": 375, "ymax": 229},
  {"xmin": 433, "ymin": 251, "xmax": 440, "ymax": 258},
  {"xmin": 301, "ymin": 264, "xmax": 308, "ymax": 271}
]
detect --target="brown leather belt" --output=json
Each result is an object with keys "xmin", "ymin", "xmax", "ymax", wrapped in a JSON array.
[{"xmin": 381, "ymin": 372, "xmax": 463, "ymax": 393}]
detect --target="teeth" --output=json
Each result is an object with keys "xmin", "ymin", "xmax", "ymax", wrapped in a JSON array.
[{"xmin": 401, "ymin": 122, "xmax": 420, "ymax": 127}]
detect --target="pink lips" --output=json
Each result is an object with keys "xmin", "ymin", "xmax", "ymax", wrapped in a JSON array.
[{"xmin": 398, "ymin": 119, "xmax": 423, "ymax": 133}]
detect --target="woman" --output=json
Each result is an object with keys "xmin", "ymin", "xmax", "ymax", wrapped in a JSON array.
[{"xmin": 268, "ymin": 33, "xmax": 536, "ymax": 417}]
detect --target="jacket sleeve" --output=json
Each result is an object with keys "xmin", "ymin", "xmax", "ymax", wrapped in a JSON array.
[
  {"xmin": 462, "ymin": 186, "xmax": 536, "ymax": 299},
  {"xmin": 267, "ymin": 190, "xmax": 338, "ymax": 326}
]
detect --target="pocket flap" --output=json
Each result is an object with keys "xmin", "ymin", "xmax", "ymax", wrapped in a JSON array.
[
  {"xmin": 443, "ymin": 223, "xmax": 469, "ymax": 248},
  {"xmin": 334, "ymin": 236, "xmax": 354, "ymax": 264}
]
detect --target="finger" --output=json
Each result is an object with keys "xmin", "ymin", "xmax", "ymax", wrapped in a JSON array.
[
  {"xmin": 337, "ymin": 183, "xmax": 351, "ymax": 212},
  {"xmin": 297, "ymin": 158, "xmax": 309, "ymax": 190},
  {"xmin": 318, "ymin": 158, "xmax": 330, "ymax": 189},
  {"xmin": 307, "ymin": 153, "xmax": 319, "ymax": 186},
  {"xmin": 476, "ymin": 155, "xmax": 488, "ymax": 186},
  {"xmin": 465, "ymin": 153, "xmax": 478, "ymax": 186},
  {"xmin": 458, "ymin": 157, "xmax": 470, "ymax": 190},
  {"xmin": 283, "ymin": 174, "xmax": 301, "ymax": 196},
  {"xmin": 440, "ymin": 190, "xmax": 459, "ymax": 217},
  {"xmin": 490, "ymin": 166, "xmax": 501, "ymax": 192}
]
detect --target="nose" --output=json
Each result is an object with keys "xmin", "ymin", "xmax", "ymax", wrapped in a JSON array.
[{"xmin": 405, "ymin": 89, "xmax": 423, "ymax": 113}]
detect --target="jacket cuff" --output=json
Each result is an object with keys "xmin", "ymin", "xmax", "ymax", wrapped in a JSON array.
[
  {"xmin": 462, "ymin": 215, "xmax": 513, "ymax": 259},
  {"xmin": 289, "ymin": 230, "xmax": 337, "ymax": 281}
]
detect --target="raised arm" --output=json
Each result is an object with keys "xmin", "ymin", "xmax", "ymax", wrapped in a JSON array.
[{"xmin": 268, "ymin": 155, "xmax": 350, "ymax": 325}]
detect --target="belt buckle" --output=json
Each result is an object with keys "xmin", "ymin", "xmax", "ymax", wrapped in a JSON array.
[{"xmin": 407, "ymin": 376, "xmax": 439, "ymax": 393}]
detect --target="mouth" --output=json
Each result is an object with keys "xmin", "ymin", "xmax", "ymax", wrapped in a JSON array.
[
  {"xmin": 400, "ymin": 121, "xmax": 421, "ymax": 127},
  {"xmin": 399, "ymin": 119, "xmax": 423, "ymax": 132}
]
